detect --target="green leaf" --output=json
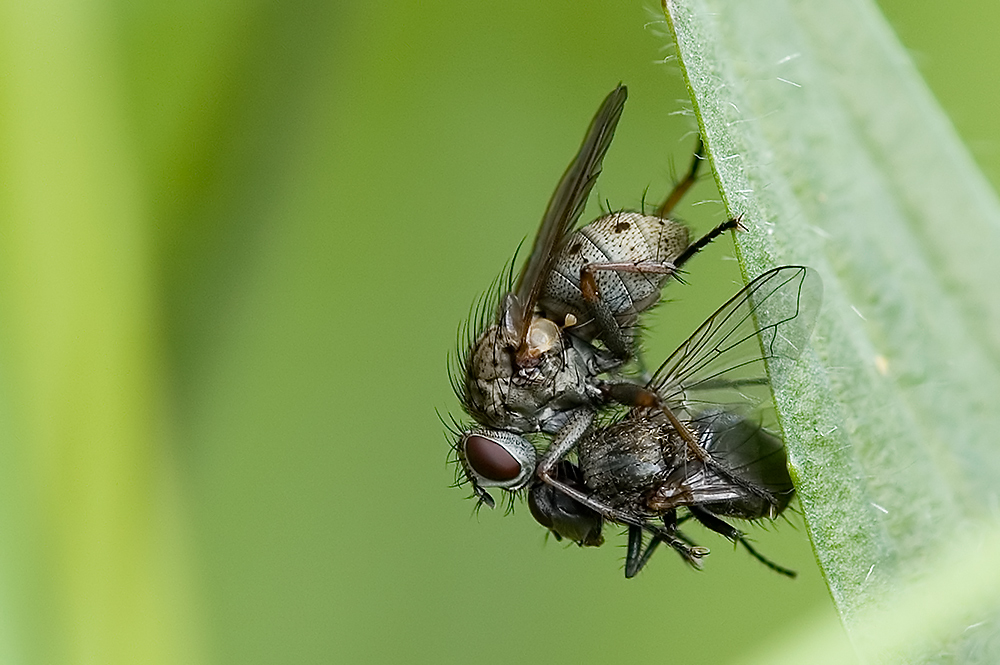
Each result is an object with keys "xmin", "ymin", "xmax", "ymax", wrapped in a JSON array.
[{"xmin": 664, "ymin": 0, "xmax": 1000, "ymax": 661}]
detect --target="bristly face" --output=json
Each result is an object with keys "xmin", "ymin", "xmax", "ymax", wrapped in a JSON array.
[{"xmin": 449, "ymin": 259, "xmax": 517, "ymax": 426}]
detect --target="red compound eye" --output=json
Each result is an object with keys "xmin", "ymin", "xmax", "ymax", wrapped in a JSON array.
[{"xmin": 465, "ymin": 434, "xmax": 521, "ymax": 482}]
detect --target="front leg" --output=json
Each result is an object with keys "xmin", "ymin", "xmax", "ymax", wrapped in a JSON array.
[
  {"xmin": 579, "ymin": 260, "xmax": 677, "ymax": 360},
  {"xmin": 536, "ymin": 407, "xmax": 595, "ymax": 479},
  {"xmin": 624, "ymin": 512, "xmax": 700, "ymax": 578},
  {"xmin": 625, "ymin": 525, "xmax": 659, "ymax": 578}
]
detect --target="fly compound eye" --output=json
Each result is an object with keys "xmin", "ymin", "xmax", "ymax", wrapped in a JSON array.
[
  {"xmin": 461, "ymin": 430, "xmax": 536, "ymax": 492},
  {"xmin": 466, "ymin": 435, "xmax": 520, "ymax": 481}
]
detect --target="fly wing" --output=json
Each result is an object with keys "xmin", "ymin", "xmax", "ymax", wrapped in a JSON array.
[
  {"xmin": 507, "ymin": 85, "xmax": 628, "ymax": 354},
  {"xmin": 647, "ymin": 265, "xmax": 822, "ymax": 419}
]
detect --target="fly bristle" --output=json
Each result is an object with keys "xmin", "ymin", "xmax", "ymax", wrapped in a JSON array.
[{"xmin": 451, "ymin": 260, "xmax": 514, "ymax": 419}]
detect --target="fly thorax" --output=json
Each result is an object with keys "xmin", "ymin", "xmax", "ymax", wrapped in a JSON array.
[
  {"xmin": 530, "ymin": 347, "xmax": 602, "ymax": 433},
  {"xmin": 465, "ymin": 324, "xmax": 592, "ymax": 432},
  {"xmin": 466, "ymin": 325, "xmax": 530, "ymax": 429},
  {"xmin": 578, "ymin": 418, "xmax": 676, "ymax": 509},
  {"xmin": 468, "ymin": 325, "xmax": 514, "ymax": 384}
]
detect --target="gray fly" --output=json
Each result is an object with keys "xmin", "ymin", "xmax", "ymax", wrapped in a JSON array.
[
  {"xmin": 526, "ymin": 265, "xmax": 822, "ymax": 576},
  {"xmin": 450, "ymin": 85, "xmax": 737, "ymax": 508}
]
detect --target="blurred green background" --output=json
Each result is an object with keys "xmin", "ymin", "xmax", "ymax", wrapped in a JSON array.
[{"xmin": 0, "ymin": 1, "xmax": 996, "ymax": 663}]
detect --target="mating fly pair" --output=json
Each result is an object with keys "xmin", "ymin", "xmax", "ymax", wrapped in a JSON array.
[{"xmin": 447, "ymin": 85, "xmax": 820, "ymax": 577}]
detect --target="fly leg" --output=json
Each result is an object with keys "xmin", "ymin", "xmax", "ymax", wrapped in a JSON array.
[
  {"xmin": 536, "ymin": 407, "xmax": 595, "ymax": 476},
  {"xmin": 535, "ymin": 474, "xmax": 707, "ymax": 568},
  {"xmin": 579, "ymin": 259, "xmax": 677, "ymax": 359},
  {"xmin": 658, "ymin": 137, "xmax": 744, "ymax": 270},
  {"xmin": 533, "ymin": 480, "xmax": 707, "ymax": 569},
  {"xmin": 688, "ymin": 505, "xmax": 797, "ymax": 578},
  {"xmin": 656, "ymin": 137, "xmax": 705, "ymax": 217},
  {"xmin": 624, "ymin": 513, "xmax": 701, "ymax": 577},
  {"xmin": 625, "ymin": 525, "xmax": 660, "ymax": 578},
  {"xmin": 672, "ymin": 217, "xmax": 743, "ymax": 271}
]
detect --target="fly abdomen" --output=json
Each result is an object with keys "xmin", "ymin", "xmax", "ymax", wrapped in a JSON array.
[
  {"xmin": 578, "ymin": 409, "xmax": 794, "ymax": 522},
  {"xmin": 540, "ymin": 212, "xmax": 689, "ymax": 345}
]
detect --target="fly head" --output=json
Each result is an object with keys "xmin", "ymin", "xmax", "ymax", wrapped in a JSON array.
[{"xmin": 528, "ymin": 461, "xmax": 604, "ymax": 547}]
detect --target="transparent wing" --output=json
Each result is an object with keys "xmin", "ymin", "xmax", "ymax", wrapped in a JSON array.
[
  {"xmin": 508, "ymin": 85, "xmax": 628, "ymax": 351},
  {"xmin": 647, "ymin": 265, "xmax": 822, "ymax": 418}
]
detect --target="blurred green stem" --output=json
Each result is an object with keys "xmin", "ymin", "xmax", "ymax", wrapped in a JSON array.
[{"xmin": 0, "ymin": 1, "xmax": 205, "ymax": 663}]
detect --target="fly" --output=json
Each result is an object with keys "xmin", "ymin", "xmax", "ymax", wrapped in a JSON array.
[{"xmin": 526, "ymin": 266, "xmax": 822, "ymax": 576}]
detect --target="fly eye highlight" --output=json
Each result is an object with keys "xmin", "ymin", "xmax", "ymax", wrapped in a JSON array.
[{"xmin": 460, "ymin": 430, "xmax": 536, "ymax": 496}]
